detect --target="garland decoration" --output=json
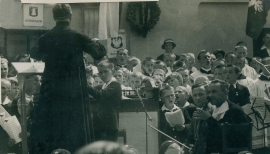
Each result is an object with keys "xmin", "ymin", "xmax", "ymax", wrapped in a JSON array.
[{"xmin": 126, "ymin": 2, "xmax": 161, "ymax": 38}]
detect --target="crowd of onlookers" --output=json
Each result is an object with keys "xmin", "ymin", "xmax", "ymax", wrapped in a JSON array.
[{"xmin": 3, "ymin": 32, "xmax": 270, "ymax": 153}]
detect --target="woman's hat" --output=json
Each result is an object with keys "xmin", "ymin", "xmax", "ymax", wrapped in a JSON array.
[{"xmin": 162, "ymin": 39, "xmax": 176, "ymax": 49}]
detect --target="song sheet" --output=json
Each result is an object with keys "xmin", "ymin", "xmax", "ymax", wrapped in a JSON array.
[{"xmin": 165, "ymin": 109, "xmax": 185, "ymax": 127}]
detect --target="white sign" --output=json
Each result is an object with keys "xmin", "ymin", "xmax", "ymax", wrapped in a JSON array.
[
  {"xmin": 107, "ymin": 30, "xmax": 126, "ymax": 58},
  {"xmin": 23, "ymin": 4, "xmax": 43, "ymax": 27},
  {"xmin": 21, "ymin": 0, "xmax": 158, "ymax": 3}
]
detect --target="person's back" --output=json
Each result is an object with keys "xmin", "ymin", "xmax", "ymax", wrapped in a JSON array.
[{"xmin": 29, "ymin": 4, "xmax": 106, "ymax": 153}]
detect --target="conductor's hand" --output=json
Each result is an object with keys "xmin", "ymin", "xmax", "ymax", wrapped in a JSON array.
[
  {"xmin": 175, "ymin": 124, "xmax": 185, "ymax": 131},
  {"xmin": 193, "ymin": 108, "xmax": 211, "ymax": 120},
  {"xmin": 8, "ymin": 138, "xmax": 15, "ymax": 147}
]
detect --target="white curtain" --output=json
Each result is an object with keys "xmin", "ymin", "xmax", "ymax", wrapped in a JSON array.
[{"xmin": 98, "ymin": 2, "xmax": 119, "ymax": 40}]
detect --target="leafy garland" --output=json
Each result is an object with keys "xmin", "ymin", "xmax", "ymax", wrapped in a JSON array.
[{"xmin": 126, "ymin": 2, "xmax": 161, "ymax": 38}]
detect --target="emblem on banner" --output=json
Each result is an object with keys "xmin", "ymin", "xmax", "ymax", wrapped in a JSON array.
[{"xmin": 29, "ymin": 6, "xmax": 38, "ymax": 17}]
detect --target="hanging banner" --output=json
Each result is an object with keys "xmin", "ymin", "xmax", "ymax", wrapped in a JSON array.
[
  {"xmin": 107, "ymin": 29, "xmax": 126, "ymax": 58},
  {"xmin": 23, "ymin": 4, "xmax": 43, "ymax": 27},
  {"xmin": 21, "ymin": 0, "xmax": 158, "ymax": 3}
]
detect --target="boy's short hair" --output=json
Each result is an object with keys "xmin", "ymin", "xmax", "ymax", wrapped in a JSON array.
[
  {"xmin": 115, "ymin": 69, "xmax": 124, "ymax": 75},
  {"xmin": 129, "ymin": 56, "xmax": 141, "ymax": 63},
  {"xmin": 179, "ymin": 54, "xmax": 188, "ymax": 59},
  {"xmin": 234, "ymin": 46, "xmax": 247, "ymax": 52},
  {"xmin": 192, "ymin": 82, "xmax": 209, "ymax": 90},
  {"xmin": 197, "ymin": 50, "xmax": 209, "ymax": 60},
  {"xmin": 8, "ymin": 77, "xmax": 18, "ymax": 86},
  {"xmin": 1, "ymin": 78, "xmax": 11, "ymax": 88},
  {"xmin": 85, "ymin": 65, "xmax": 93, "ymax": 76},
  {"xmin": 235, "ymin": 41, "xmax": 247, "ymax": 47},
  {"xmin": 210, "ymin": 79, "xmax": 229, "ymax": 93},
  {"xmin": 129, "ymin": 72, "xmax": 144, "ymax": 80},
  {"xmin": 142, "ymin": 57, "xmax": 155, "ymax": 66},
  {"xmin": 116, "ymin": 48, "xmax": 129, "ymax": 55},
  {"xmin": 175, "ymin": 86, "xmax": 189, "ymax": 96},
  {"xmin": 1, "ymin": 58, "xmax": 8, "ymax": 64},
  {"xmin": 159, "ymin": 85, "xmax": 174, "ymax": 98},
  {"xmin": 186, "ymin": 53, "xmax": 195, "ymax": 61},
  {"xmin": 194, "ymin": 76, "xmax": 210, "ymax": 85},
  {"xmin": 163, "ymin": 53, "xmax": 176, "ymax": 60},
  {"xmin": 214, "ymin": 64, "xmax": 225, "ymax": 71},
  {"xmin": 97, "ymin": 60, "xmax": 114, "ymax": 70},
  {"xmin": 225, "ymin": 52, "xmax": 234, "ymax": 58},
  {"xmin": 164, "ymin": 72, "xmax": 183, "ymax": 85},
  {"xmin": 152, "ymin": 69, "xmax": 166, "ymax": 76},
  {"xmin": 93, "ymin": 73, "xmax": 100, "ymax": 78},
  {"xmin": 154, "ymin": 60, "xmax": 168, "ymax": 73},
  {"xmin": 225, "ymin": 64, "xmax": 241, "ymax": 74},
  {"xmin": 173, "ymin": 60, "xmax": 185, "ymax": 71}
]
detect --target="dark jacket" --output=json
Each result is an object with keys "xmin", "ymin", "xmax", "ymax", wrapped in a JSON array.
[
  {"xmin": 205, "ymin": 101, "xmax": 250, "ymax": 153},
  {"xmin": 228, "ymin": 83, "xmax": 250, "ymax": 107},
  {"xmin": 29, "ymin": 21, "xmax": 106, "ymax": 153},
  {"xmin": 159, "ymin": 106, "xmax": 191, "ymax": 144},
  {"xmin": 255, "ymin": 49, "xmax": 270, "ymax": 58},
  {"xmin": 88, "ymin": 80, "xmax": 122, "ymax": 131}
]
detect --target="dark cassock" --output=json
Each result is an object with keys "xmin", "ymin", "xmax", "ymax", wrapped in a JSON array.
[{"xmin": 29, "ymin": 4, "xmax": 106, "ymax": 153}]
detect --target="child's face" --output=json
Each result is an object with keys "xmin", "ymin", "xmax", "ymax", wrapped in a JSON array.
[
  {"xmin": 142, "ymin": 61, "xmax": 154, "ymax": 75},
  {"xmin": 163, "ymin": 57, "xmax": 175, "ymax": 68},
  {"xmin": 9, "ymin": 83, "xmax": 19, "ymax": 99},
  {"xmin": 129, "ymin": 76, "xmax": 142, "ymax": 89},
  {"xmin": 161, "ymin": 89, "xmax": 175, "ymax": 107},
  {"xmin": 152, "ymin": 76, "xmax": 163, "ymax": 88},
  {"xmin": 116, "ymin": 50, "xmax": 129, "ymax": 65},
  {"xmin": 214, "ymin": 68, "xmax": 226, "ymax": 81},
  {"xmin": 179, "ymin": 70, "xmax": 189, "ymax": 84},
  {"xmin": 87, "ymin": 77, "xmax": 94, "ymax": 87},
  {"xmin": 114, "ymin": 72, "xmax": 124, "ymax": 83},
  {"xmin": 152, "ymin": 70, "xmax": 165, "ymax": 81},
  {"xmin": 235, "ymin": 48, "xmax": 247, "ymax": 58},
  {"xmin": 94, "ymin": 76, "xmax": 104, "ymax": 86},
  {"xmin": 168, "ymin": 77, "xmax": 181, "ymax": 89},
  {"xmin": 98, "ymin": 66, "xmax": 113, "ymax": 83}
]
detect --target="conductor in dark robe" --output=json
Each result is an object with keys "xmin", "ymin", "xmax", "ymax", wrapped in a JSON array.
[{"xmin": 29, "ymin": 4, "xmax": 106, "ymax": 153}]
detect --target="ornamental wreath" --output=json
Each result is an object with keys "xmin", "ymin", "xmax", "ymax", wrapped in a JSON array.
[{"xmin": 126, "ymin": 2, "xmax": 161, "ymax": 38}]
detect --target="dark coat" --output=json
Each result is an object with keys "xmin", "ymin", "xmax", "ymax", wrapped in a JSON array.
[
  {"xmin": 0, "ymin": 126, "xmax": 9, "ymax": 154},
  {"xmin": 88, "ymin": 81, "xmax": 122, "ymax": 131},
  {"xmin": 88, "ymin": 80, "xmax": 122, "ymax": 142},
  {"xmin": 29, "ymin": 21, "xmax": 106, "ymax": 153},
  {"xmin": 159, "ymin": 106, "xmax": 191, "ymax": 144},
  {"xmin": 254, "ymin": 49, "xmax": 270, "ymax": 58},
  {"xmin": 228, "ymin": 83, "xmax": 250, "ymax": 107},
  {"xmin": 205, "ymin": 101, "xmax": 250, "ymax": 153},
  {"xmin": 156, "ymin": 53, "xmax": 180, "ymax": 61}
]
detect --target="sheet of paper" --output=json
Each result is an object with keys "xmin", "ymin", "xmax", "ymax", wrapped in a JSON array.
[
  {"xmin": 165, "ymin": 109, "xmax": 185, "ymax": 127},
  {"xmin": 3, "ymin": 116, "xmax": 22, "ymax": 144}
]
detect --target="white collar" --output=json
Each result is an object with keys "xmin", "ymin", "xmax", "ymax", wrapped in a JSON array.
[
  {"xmin": 201, "ymin": 67, "xmax": 211, "ymax": 72},
  {"xmin": 233, "ymin": 83, "xmax": 237, "ymax": 89},
  {"xmin": 261, "ymin": 45, "xmax": 269, "ymax": 50},
  {"xmin": 183, "ymin": 102, "xmax": 190, "ymax": 108},
  {"xmin": 1, "ymin": 97, "xmax": 11, "ymax": 105},
  {"xmin": 102, "ymin": 77, "xmax": 117, "ymax": 90},
  {"xmin": 161, "ymin": 104, "xmax": 179, "ymax": 112},
  {"xmin": 212, "ymin": 101, "xmax": 229, "ymax": 121}
]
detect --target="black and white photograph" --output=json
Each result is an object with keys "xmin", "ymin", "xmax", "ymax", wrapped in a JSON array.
[{"xmin": 1, "ymin": 0, "xmax": 270, "ymax": 154}]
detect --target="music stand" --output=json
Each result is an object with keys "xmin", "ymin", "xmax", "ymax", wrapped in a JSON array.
[
  {"xmin": 12, "ymin": 62, "xmax": 45, "ymax": 154},
  {"xmin": 248, "ymin": 96, "xmax": 270, "ymax": 130}
]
